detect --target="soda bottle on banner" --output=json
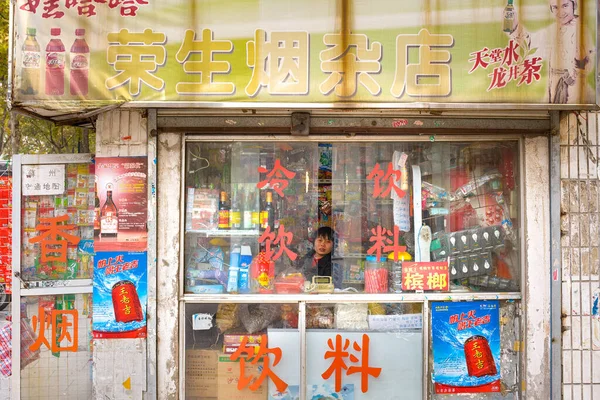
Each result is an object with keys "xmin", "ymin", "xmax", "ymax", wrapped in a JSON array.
[
  {"xmin": 21, "ymin": 27, "xmax": 41, "ymax": 95},
  {"xmin": 45, "ymin": 28, "xmax": 65, "ymax": 96},
  {"xmin": 70, "ymin": 28, "xmax": 89, "ymax": 96}
]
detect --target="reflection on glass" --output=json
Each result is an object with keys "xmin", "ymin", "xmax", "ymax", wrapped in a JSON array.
[{"xmin": 185, "ymin": 141, "xmax": 520, "ymax": 294}]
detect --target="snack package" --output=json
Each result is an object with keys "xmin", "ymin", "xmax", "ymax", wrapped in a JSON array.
[
  {"xmin": 306, "ymin": 304, "xmax": 335, "ymax": 329},
  {"xmin": 280, "ymin": 304, "xmax": 299, "ymax": 329},
  {"xmin": 274, "ymin": 270, "xmax": 305, "ymax": 294}
]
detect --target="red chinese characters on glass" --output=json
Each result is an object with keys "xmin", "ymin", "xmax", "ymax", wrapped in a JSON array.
[
  {"xmin": 28, "ymin": 215, "xmax": 80, "ymax": 263},
  {"xmin": 322, "ymin": 334, "xmax": 382, "ymax": 393},
  {"xmin": 366, "ymin": 162, "xmax": 405, "ymax": 198},
  {"xmin": 257, "ymin": 159, "xmax": 296, "ymax": 197},
  {"xmin": 29, "ymin": 306, "xmax": 79, "ymax": 353},
  {"xmin": 367, "ymin": 225, "xmax": 406, "ymax": 262},
  {"xmin": 230, "ymin": 334, "xmax": 288, "ymax": 393},
  {"xmin": 258, "ymin": 225, "xmax": 297, "ymax": 262}
]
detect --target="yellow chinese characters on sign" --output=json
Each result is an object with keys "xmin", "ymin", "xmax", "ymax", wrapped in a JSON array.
[
  {"xmin": 106, "ymin": 29, "xmax": 166, "ymax": 96},
  {"xmin": 402, "ymin": 261, "xmax": 449, "ymax": 291},
  {"xmin": 175, "ymin": 29, "xmax": 234, "ymax": 95},
  {"xmin": 391, "ymin": 29, "xmax": 454, "ymax": 98}
]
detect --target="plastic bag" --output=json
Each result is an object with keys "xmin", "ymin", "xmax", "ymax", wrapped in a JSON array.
[
  {"xmin": 306, "ymin": 304, "xmax": 334, "ymax": 329},
  {"xmin": 215, "ymin": 303, "xmax": 239, "ymax": 333},
  {"xmin": 239, "ymin": 303, "xmax": 280, "ymax": 333},
  {"xmin": 335, "ymin": 303, "xmax": 368, "ymax": 330}
]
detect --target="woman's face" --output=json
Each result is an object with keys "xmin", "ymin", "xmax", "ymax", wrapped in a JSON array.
[{"xmin": 314, "ymin": 236, "xmax": 333, "ymax": 257}]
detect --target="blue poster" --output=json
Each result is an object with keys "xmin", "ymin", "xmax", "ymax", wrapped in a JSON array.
[
  {"xmin": 431, "ymin": 301, "xmax": 501, "ymax": 394},
  {"xmin": 93, "ymin": 251, "xmax": 147, "ymax": 338}
]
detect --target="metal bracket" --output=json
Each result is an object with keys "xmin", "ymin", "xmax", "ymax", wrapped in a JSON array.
[
  {"xmin": 148, "ymin": 108, "xmax": 158, "ymax": 137},
  {"xmin": 291, "ymin": 112, "xmax": 310, "ymax": 136}
]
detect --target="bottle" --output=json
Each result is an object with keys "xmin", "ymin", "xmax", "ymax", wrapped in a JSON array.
[
  {"xmin": 21, "ymin": 27, "xmax": 41, "ymax": 95},
  {"xmin": 227, "ymin": 245, "xmax": 241, "ymax": 293},
  {"xmin": 239, "ymin": 245, "xmax": 252, "ymax": 293},
  {"xmin": 260, "ymin": 191, "xmax": 274, "ymax": 230},
  {"xmin": 45, "ymin": 28, "xmax": 65, "ymax": 96},
  {"xmin": 503, "ymin": 0, "xmax": 515, "ymax": 33},
  {"xmin": 70, "ymin": 28, "xmax": 89, "ymax": 96},
  {"xmin": 218, "ymin": 191, "xmax": 230, "ymax": 230},
  {"xmin": 242, "ymin": 185, "xmax": 253, "ymax": 230},
  {"xmin": 230, "ymin": 186, "xmax": 241, "ymax": 230},
  {"xmin": 94, "ymin": 179, "xmax": 101, "ymax": 237},
  {"xmin": 100, "ymin": 185, "xmax": 118, "ymax": 237}
]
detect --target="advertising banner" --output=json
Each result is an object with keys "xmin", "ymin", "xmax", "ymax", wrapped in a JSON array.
[
  {"xmin": 11, "ymin": 0, "xmax": 598, "ymax": 110},
  {"xmin": 93, "ymin": 251, "xmax": 147, "ymax": 338},
  {"xmin": 95, "ymin": 156, "xmax": 147, "ymax": 252},
  {"xmin": 431, "ymin": 301, "xmax": 501, "ymax": 394}
]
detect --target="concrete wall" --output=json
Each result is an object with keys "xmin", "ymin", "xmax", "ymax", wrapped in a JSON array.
[{"xmin": 92, "ymin": 109, "xmax": 152, "ymax": 400}]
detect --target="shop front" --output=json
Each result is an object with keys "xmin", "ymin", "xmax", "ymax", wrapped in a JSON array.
[{"xmin": 7, "ymin": 0, "xmax": 598, "ymax": 399}]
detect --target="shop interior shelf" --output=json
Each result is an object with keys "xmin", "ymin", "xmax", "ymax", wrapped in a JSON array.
[{"xmin": 185, "ymin": 229, "xmax": 260, "ymax": 237}]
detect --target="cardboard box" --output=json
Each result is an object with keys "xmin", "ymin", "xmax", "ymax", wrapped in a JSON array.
[
  {"xmin": 223, "ymin": 332, "xmax": 265, "ymax": 346},
  {"xmin": 217, "ymin": 354, "xmax": 267, "ymax": 400},
  {"xmin": 186, "ymin": 349, "xmax": 218, "ymax": 399}
]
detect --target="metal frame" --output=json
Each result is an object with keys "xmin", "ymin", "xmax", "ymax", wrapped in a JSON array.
[
  {"xmin": 549, "ymin": 111, "xmax": 562, "ymax": 400},
  {"xmin": 11, "ymin": 153, "xmax": 93, "ymax": 400},
  {"xmin": 177, "ymin": 133, "xmax": 526, "ymax": 400}
]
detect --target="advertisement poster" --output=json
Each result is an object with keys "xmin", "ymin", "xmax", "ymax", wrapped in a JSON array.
[
  {"xmin": 431, "ymin": 301, "xmax": 501, "ymax": 394},
  {"xmin": 95, "ymin": 157, "xmax": 147, "ymax": 252},
  {"xmin": 93, "ymin": 251, "xmax": 147, "ymax": 338},
  {"xmin": 11, "ymin": 1, "xmax": 598, "ymax": 110}
]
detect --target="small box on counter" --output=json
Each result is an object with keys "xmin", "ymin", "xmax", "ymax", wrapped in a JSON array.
[{"xmin": 217, "ymin": 354, "xmax": 267, "ymax": 400}]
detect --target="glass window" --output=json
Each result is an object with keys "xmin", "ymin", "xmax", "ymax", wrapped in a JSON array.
[
  {"xmin": 184, "ymin": 140, "xmax": 520, "ymax": 294},
  {"xmin": 305, "ymin": 302, "xmax": 423, "ymax": 399},
  {"xmin": 184, "ymin": 302, "xmax": 300, "ymax": 399}
]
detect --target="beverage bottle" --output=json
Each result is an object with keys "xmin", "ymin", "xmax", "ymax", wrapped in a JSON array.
[
  {"xmin": 21, "ymin": 27, "xmax": 41, "ymax": 95},
  {"xmin": 229, "ymin": 186, "xmax": 241, "ymax": 230},
  {"xmin": 94, "ymin": 179, "xmax": 101, "ymax": 237},
  {"xmin": 70, "ymin": 28, "xmax": 89, "ymax": 96},
  {"xmin": 218, "ymin": 191, "xmax": 230, "ymax": 230},
  {"xmin": 503, "ymin": 0, "xmax": 515, "ymax": 33},
  {"xmin": 260, "ymin": 191, "xmax": 275, "ymax": 230},
  {"xmin": 45, "ymin": 28, "xmax": 65, "ymax": 96},
  {"xmin": 100, "ymin": 185, "xmax": 118, "ymax": 237}
]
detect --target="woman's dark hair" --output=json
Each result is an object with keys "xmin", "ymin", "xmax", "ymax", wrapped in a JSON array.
[{"xmin": 315, "ymin": 226, "xmax": 333, "ymax": 241}]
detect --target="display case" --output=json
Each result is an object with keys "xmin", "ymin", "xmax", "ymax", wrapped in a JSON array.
[{"xmin": 181, "ymin": 137, "xmax": 523, "ymax": 399}]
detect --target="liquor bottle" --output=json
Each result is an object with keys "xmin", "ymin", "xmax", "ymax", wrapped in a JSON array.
[
  {"xmin": 45, "ymin": 28, "xmax": 65, "ymax": 96},
  {"xmin": 100, "ymin": 185, "xmax": 118, "ymax": 237},
  {"xmin": 94, "ymin": 180, "xmax": 101, "ymax": 237},
  {"xmin": 21, "ymin": 27, "xmax": 41, "ymax": 95},
  {"xmin": 218, "ymin": 191, "xmax": 230, "ymax": 230},
  {"xmin": 503, "ymin": 0, "xmax": 515, "ymax": 33},
  {"xmin": 70, "ymin": 28, "xmax": 89, "ymax": 96},
  {"xmin": 230, "ymin": 186, "xmax": 241, "ymax": 230},
  {"xmin": 260, "ymin": 190, "xmax": 274, "ymax": 230}
]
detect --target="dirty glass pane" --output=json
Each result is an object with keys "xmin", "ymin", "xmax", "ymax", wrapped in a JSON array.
[
  {"xmin": 20, "ymin": 294, "xmax": 93, "ymax": 399},
  {"xmin": 304, "ymin": 302, "xmax": 423, "ymax": 399},
  {"xmin": 184, "ymin": 302, "xmax": 300, "ymax": 399},
  {"xmin": 185, "ymin": 141, "xmax": 521, "ymax": 294},
  {"xmin": 21, "ymin": 163, "xmax": 95, "ymax": 282}
]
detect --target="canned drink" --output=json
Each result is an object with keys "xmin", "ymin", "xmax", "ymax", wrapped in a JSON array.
[
  {"xmin": 464, "ymin": 335, "xmax": 497, "ymax": 377},
  {"xmin": 112, "ymin": 280, "xmax": 144, "ymax": 323}
]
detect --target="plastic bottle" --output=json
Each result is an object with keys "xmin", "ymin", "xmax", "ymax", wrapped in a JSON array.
[
  {"xmin": 45, "ymin": 28, "xmax": 65, "ymax": 96},
  {"xmin": 238, "ymin": 245, "xmax": 252, "ymax": 293},
  {"xmin": 21, "ymin": 27, "xmax": 41, "ymax": 95},
  {"xmin": 70, "ymin": 28, "xmax": 89, "ymax": 96},
  {"xmin": 503, "ymin": 0, "xmax": 515, "ymax": 33},
  {"xmin": 227, "ymin": 246, "xmax": 241, "ymax": 293}
]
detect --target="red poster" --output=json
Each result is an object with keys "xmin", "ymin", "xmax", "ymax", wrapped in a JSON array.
[
  {"xmin": 402, "ymin": 262, "xmax": 449, "ymax": 292},
  {"xmin": 95, "ymin": 157, "xmax": 147, "ymax": 252}
]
